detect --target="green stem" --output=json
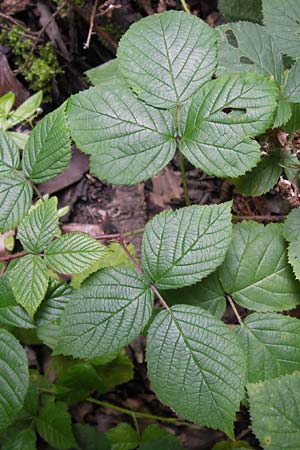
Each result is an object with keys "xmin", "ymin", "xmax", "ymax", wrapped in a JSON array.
[
  {"xmin": 86, "ymin": 397, "xmax": 195, "ymax": 427},
  {"xmin": 178, "ymin": 150, "xmax": 191, "ymax": 206},
  {"xmin": 180, "ymin": 0, "xmax": 191, "ymax": 14}
]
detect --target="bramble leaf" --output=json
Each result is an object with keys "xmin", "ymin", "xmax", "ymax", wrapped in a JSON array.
[
  {"xmin": 17, "ymin": 197, "xmax": 59, "ymax": 253},
  {"xmin": 10, "ymin": 255, "xmax": 49, "ymax": 318},
  {"xmin": 118, "ymin": 11, "xmax": 216, "ymax": 108},
  {"xmin": 219, "ymin": 222, "xmax": 300, "ymax": 311},
  {"xmin": 73, "ymin": 424, "xmax": 110, "ymax": 450},
  {"xmin": 7, "ymin": 90, "xmax": 42, "ymax": 128},
  {"xmin": 85, "ymin": 59, "xmax": 125, "ymax": 88},
  {"xmin": 233, "ymin": 150, "xmax": 281, "ymax": 196},
  {"xmin": 142, "ymin": 203, "xmax": 232, "ymax": 289},
  {"xmin": 282, "ymin": 208, "xmax": 300, "ymax": 242},
  {"xmin": 1, "ymin": 429, "xmax": 37, "ymax": 450},
  {"xmin": 218, "ymin": 0, "xmax": 262, "ymax": 23},
  {"xmin": 0, "ymin": 329, "xmax": 29, "ymax": 433},
  {"xmin": 263, "ymin": 0, "xmax": 300, "ymax": 58},
  {"xmin": 236, "ymin": 312, "xmax": 300, "ymax": 383},
  {"xmin": 147, "ymin": 305, "xmax": 246, "ymax": 438},
  {"xmin": 181, "ymin": 74, "xmax": 278, "ymax": 178},
  {"xmin": 55, "ymin": 268, "xmax": 153, "ymax": 359},
  {"xmin": 35, "ymin": 282, "xmax": 72, "ymax": 327},
  {"xmin": 163, "ymin": 271, "xmax": 226, "ymax": 318},
  {"xmin": 44, "ymin": 233, "xmax": 106, "ymax": 274},
  {"xmin": 36, "ymin": 400, "xmax": 78, "ymax": 450},
  {"xmin": 0, "ymin": 130, "xmax": 19, "ymax": 174},
  {"xmin": 0, "ymin": 273, "xmax": 34, "ymax": 328},
  {"xmin": 67, "ymin": 84, "xmax": 176, "ymax": 185},
  {"xmin": 106, "ymin": 423, "xmax": 138, "ymax": 450},
  {"xmin": 22, "ymin": 104, "xmax": 71, "ymax": 183},
  {"xmin": 217, "ymin": 23, "xmax": 284, "ymax": 84},
  {"xmin": 284, "ymin": 59, "xmax": 300, "ymax": 103},
  {"xmin": 248, "ymin": 373, "xmax": 300, "ymax": 449},
  {"xmin": 0, "ymin": 172, "xmax": 32, "ymax": 232}
]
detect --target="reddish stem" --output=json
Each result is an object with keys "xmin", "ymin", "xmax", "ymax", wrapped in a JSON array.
[{"xmin": 0, "ymin": 252, "xmax": 27, "ymax": 262}]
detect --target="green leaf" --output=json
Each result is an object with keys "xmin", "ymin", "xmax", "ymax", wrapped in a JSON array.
[
  {"xmin": 283, "ymin": 150, "xmax": 300, "ymax": 185},
  {"xmin": 282, "ymin": 208, "xmax": 300, "ymax": 242},
  {"xmin": 10, "ymin": 255, "xmax": 49, "ymax": 318},
  {"xmin": 218, "ymin": 0, "xmax": 262, "ymax": 22},
  {"xmin": 163, "ymin": 271, "xmax": 226, "ymax": 318},
  {"xmin": 55, "ymin": 268, "xmax": 153, "ymax": 359},
  {"xmin": 285, "ymin": 103, "xmax": 300, "ymax": 133},
  {"xmin": 94, "ymin": 352, "xmax": 134, "ymax": 393},
  {"xmin": 36, "ymin": 400, "xmax": 78, "ymax": 450},
  {"xmin": 217, "ymin": 23, "xmax": 284, "ymax": 84},
  {"xmin": 147, "ymin": 305, "xmax": 246, "ymax": 438},
  {"xmin": 73, "ymin": 424, "xmax": 110, "ymax": 450},
  {"xmin": 106, "ymin": 423, "xmax": 138, "ymax": 450},
  {"xmin": 85, "ymin": 59, "xmax": 125, "ymax": 88},
  {"xmin": 118, "ymin": 10, "xmax": 216, "ymax": 108},
  {"xmin": 284, "ymin": 59, "xmax": 300, "ymax": 103},
  {"xmin": 17, "ymin": 197, "xmax": 60, "ymax": 253},
  {"xmin": 212, "ymin": 441, "xmax": 253, "ymax": 450},
  {"xmin": 142, "ymin": 203, "xmax": 232, "ymax": 289},
  {"xmin": 0, "ymin": 130, "xmax": 19, "ymax": 174},
  {"xmin": 233, "ymin": 150, "xmax": 281, "ymax": 197},
  {"xmin": 22, "ymin": 104, "xmax": 71, "ymax": 183},
  {"xmin": 16, "ymin": 381, "xmax": 38, "ymax": 421},
  {"xmin": 287, "ymin": 238, "xmax": 300, "ymax": 281},
  {"xmin": 236, "ymin": 312, "xmax": 300, "ymax": 383},
  {"xmin": 263, "ymin": 0, "xmax": 300, "ymax": 58},
  {"xmin": 248, "ymin": 373, "xmax": 300, "ymax": 449},
  {"xmin": 44, "ymin": 233, "xmax": 106, "ymax": 275},
  {"xmin": 181, "ymin": 74, "xmax": 277, "ymax": 178},
  {"xmin": 273, "ymin": 95, "xmax": 293, "ymax": 128},
  {"xmin": 0, "ymin": 92, "xmax": 15, "ymax": 121},
  {"xmin": 7, "ymin": 91, "xmax": 42, "ymax": 128},
  {"xmin": 67, "ymin": 84, "xmax": 176, "ymax": 185},
  {"xmin": 37, "ymin": 322, "xmax": 60, "ymax": 349},
  {"xmin": 7, "ymin": 131, "xmax": 29, "ymax": 149},
  {"xmin": 71, "ymin": 241, "xmax": 135, "ymax": 289},
  {"xmin": 0, "ymin": 273, "xmax": 34, "ymax": 328},
  {"xmin": 0, "ymin": 172, "xmax": 32, "ymax": 232},
  {"xmin": 0, "ymin": 329, "xmax": 29, "ymax": 433},
  {"xmin": 1, "ymin": 429, "xmax": 37, "ymax": 450},
  {"xmin": 219, "ymin": 222, "xmax": 300, "ymax": 311},
  {"xmin": 139, "ymin": 424, "xmax": 184, "ymax": 450},
  {"xmin": 35, "ymin": 282, "xmax": 72, "ymax": 327}
]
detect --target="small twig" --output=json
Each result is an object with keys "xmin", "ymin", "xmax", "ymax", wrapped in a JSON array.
[
  {"xmin": 14, "ymin": 1, "xmax": 66, "ymax": 75},
  {"xmin": 232, "ymin": 214, "xmax": 285, "ymax": 222},
  {"xmin": 83, "ymin": 0, "xmax": 98, "ymax": 49},
  {"xmin": 87, "ymin": 397, "xmax": 197, "ymax": 427},
  {"xmin": 180, "ymin": 0, "xmax": 191, "ymax": 14},
  {"xmin": 226, "ymin": 295, "xmax": 243, "ymax": 326},
  {"xmin": 0, "ymin": 261, "xmax": 8, "ymax": 275},
  {"xmin": 0, "ymin": 13, "xmax": 38, "ymax": 37},
  {"xmin": 150, "ymin": 284, "xmax": 170, "ymax": 311},
  {"xmin": 0, "ymin": 252, "xmax": 27, "ymax": 262},
  {"xmin": 94, "ymin": 227, "xmax": 145, "ymax": 241},
  {"xmin": 29, "ymin": 180, "xmax": 44, "ymax": 201},
  {"xmin": 117, "ymin": 234, "xmax": 143, "ymax": 274}
]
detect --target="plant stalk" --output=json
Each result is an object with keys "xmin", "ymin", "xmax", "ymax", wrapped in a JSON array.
[{"xmin": 180, "ymin": 0, "xmax": 191, "ymax": 14}]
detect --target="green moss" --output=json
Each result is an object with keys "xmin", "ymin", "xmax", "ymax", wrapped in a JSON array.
[{"xmin": 0, "ymin": 26, "xmax": 63, "ymax": 101}]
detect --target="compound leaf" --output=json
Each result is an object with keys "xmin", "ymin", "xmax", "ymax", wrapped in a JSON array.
[
  {"xmin": 219, "ymin": 222, "xmax": 300, "ymax": 311},
  {"xmin": 10, "ymin": 255, "xmax": 49, "ymax": 318},
  {"xmin": 217, "ymin": 23, "xmax": 284, "ymax": 84},
  {"xmin": 44, "ymin": 233, "xmax": 106, "ymax": 275},
  {"xmin": 248, "ymin": 373, "xmax": 300, "ymax": 449},
  {"xmin": 142, "ymin": 203, "xmax": 232, "ymax": 289},
  {"xmin": 181, "ymin": 74, "xmax": 277, "ymax": 178},
  {"xmin": 17, "ymin": 197, "xmax": 59, "ymax": 253},
  {"xmin": 163, "ymin": 271, "xmax": 226, "ymax": 318},
  {"xmin": 22, "ymin": 104, "xmax": 71, "ymax": 183},
  {"xmin": 0, "ymin": 329, "xmax": 29, "ymax": 433},
  {"xmin": 118, "ymin": 10, "xmax": 216, "ymax": 108},
  {"xmin": 56, "ymin": 268, "xmax": 153, "ymax": 359},
  {"xmin": 147, "ymin": 305, "xmax": 246, "ymax": 438},
  {"xmin": 67, "ymin": 84, "xmax": 176, "ymax": 185},
  {"xmin": 236, "ymin": 312, "xmax": 300, "ymax": 383},
  {"xmin": 263, "ymin": 0, "xmax": 300, "ymax": 58},
  {"xmin": 233, "ymin": 150, "xmax": 281, "ymax": 196},
  {"xmin": 218, "ymin": 0, "xmax": 262, "ymax": 23},
  {"xmin": 36, "ymin": 400, "xmax": 77, "ymax": 450},
  {"xmin": 0, "ymin": 130, "xmax": 19, "ymax": 174},
  {"xmin": 0, "ymin": 172, "xmax": 32, "ymax": 232}
]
